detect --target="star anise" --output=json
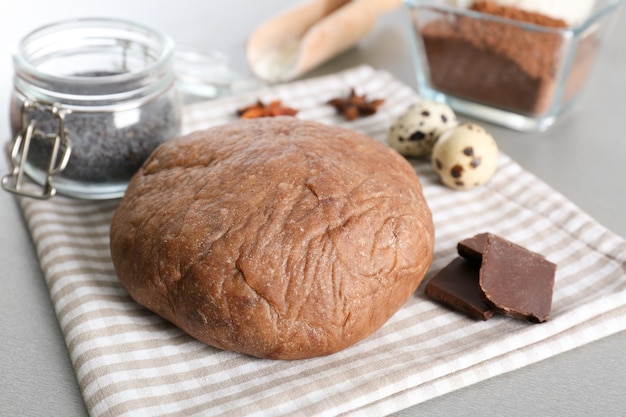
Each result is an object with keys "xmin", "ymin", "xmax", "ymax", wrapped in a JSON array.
[
  {"xmin": 327, "ymin": 88, "xmax": 385, "ymax": 121},
  {"xmin": 236, "ymin": 99, "xmax": 298, "ymax": 119}
]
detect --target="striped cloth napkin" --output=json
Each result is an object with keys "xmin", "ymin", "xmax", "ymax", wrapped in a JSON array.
[{"xmin": 17, "ymin": 66, "xmax": 626, "ymax": 417}]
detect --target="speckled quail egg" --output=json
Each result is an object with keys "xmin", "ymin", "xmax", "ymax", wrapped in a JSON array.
[
  {"xmin": 431, "ymin": 123, "xmax": 498, "ymax": 190},
  {"xmin": 387, "ymin": 100, "xmax": 458, "ymax": 157}
]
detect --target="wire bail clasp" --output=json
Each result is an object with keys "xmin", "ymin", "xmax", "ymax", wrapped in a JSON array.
[{"xmin": 2, "ymin": 100, "xmax": 72, "ymax": 199}]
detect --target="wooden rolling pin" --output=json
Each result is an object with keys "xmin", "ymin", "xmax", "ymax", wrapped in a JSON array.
[{"xmin": 246, "ymin": 0, "xmax": 403, "ymax": 82}]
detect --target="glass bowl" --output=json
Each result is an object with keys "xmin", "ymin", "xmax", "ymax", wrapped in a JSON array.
[{"xmin": 404, "ymin": 0, "xmax": 623, "ymax": 131}]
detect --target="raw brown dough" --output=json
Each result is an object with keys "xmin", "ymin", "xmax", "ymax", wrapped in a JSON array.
[{"xmin": 110, "ymin": 117, "xmax": 434, "ymax": 359}]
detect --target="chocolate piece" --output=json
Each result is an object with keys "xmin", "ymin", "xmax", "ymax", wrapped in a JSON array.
[
  {"xmin": 458, "ymin": 232, "xmax": 542, "ymax": 265},
  {"xmin": 429, "ymin": 233, "xmax": 557, "ymax": 323},
  {"xmin": 479, "ymin": 234, "xmax": 556, "ymax": 323},
  {"xmin": 457, "ymin": 233, "xmax": 489, "ymax": 265},
  {"xmin": 424, "ymin": 257, "xmax": 494, "ymax": 321}
]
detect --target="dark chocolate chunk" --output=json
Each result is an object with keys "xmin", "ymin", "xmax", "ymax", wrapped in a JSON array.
[
  {"xmin": 424, "ymin": 257, "xmax": 494, "ymax": 321},
  {"xmin": 457, "ymin": 233, "xmax": 490, "ymax": 265},
  {"xmin": 463, "ymin": 146, "xmax": 474, "ymax": 156},
  {"xmin": 450, "ymin": 164, "xmax": 464, "ymax": 178},
  {"xmin": 479, "ymin": 234, "xmax": 556, "ymax": 323},
  {"xmin": 458, "ymin": 232, "xmax": 538, "ymax": 264}
]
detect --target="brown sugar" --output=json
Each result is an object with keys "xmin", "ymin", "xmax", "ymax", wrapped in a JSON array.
[{"xmin": 418, "ymin": 1, "xmax": 596, "ymax": 116}]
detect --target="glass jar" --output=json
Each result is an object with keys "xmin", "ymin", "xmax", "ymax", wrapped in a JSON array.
[{"xmin": 3, "ymin": 18, "xmax": 181, "ymax": 199}]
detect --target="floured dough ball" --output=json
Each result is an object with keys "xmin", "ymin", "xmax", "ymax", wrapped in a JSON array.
[
  {"xmin": 387, "ymin": 100, "xmax": 458, "ymax": 157},
  {"xmin": 432, "ymin": 123, "xmax": 498, "ymax": 190},
  {"xmin": 110, "ymin": 117, "xmax": 435, "ymax": 360}
]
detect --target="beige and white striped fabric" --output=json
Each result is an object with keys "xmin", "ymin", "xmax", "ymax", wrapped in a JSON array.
[{"xmin": 18, "ymin": 66, "xmax": 626, "ymax": 417}]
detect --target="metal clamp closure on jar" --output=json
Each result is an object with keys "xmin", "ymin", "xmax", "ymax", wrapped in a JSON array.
[{"xmin": 3, "ymin": 99, "xmax": 72, "ymax": 199}]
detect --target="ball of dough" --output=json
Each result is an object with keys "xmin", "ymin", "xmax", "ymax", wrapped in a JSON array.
[
  {"xmin": 431, "ymin": 123, "xmax": 498, "ymax": 190},
  {"xmin": 110, "ymin": 117, "xmax": 435, "ymax": 360},
  {"xmin": 387, "ymin": 100, "xmax": 458, "ymax": 157}
]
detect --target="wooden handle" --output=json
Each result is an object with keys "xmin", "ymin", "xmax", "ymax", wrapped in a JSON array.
[{"xmin": 247, "ymin": 0, "xmax": 404, "ymax": 82}]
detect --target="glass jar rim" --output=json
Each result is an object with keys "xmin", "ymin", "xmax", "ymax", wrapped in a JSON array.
[{"xmin": 13, "ymin": 17, "xmax": 176, "ymax": 100}]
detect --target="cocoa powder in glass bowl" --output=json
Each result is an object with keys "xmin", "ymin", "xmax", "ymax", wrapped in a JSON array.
[
  {"xmin": 405, "ymin": 0, "xmax": 619, "ymax": 131},
  {"xmin": 419, "ymin": 2, "xmax": 593, "ymax": 115}
]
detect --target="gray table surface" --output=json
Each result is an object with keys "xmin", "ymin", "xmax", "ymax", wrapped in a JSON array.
[{"xmin": 1, "ymin": 1, "xmax": 625, "ymax": 416}]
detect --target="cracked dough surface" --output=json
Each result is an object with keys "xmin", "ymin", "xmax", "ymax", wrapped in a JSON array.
[{"xmin": 110, "ymin": 117, "xmax": 434, "ymax": 359}]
